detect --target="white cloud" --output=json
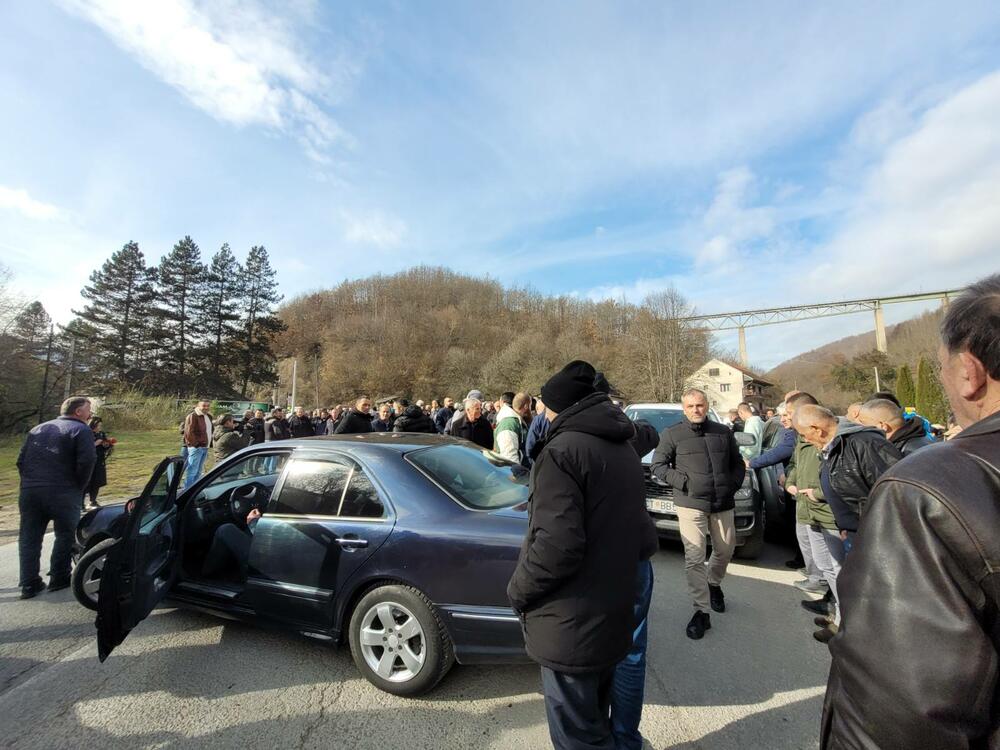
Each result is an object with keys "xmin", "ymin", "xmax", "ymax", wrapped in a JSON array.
[
  {"xmin": 0, "ymin": 186, "xmax": 62, "ymax": 220},
  {"xmin": 58, "ymin": 0, "xmax": 351, "ymax": 162},
  {"xmin": 341, "ymin": 211, "xmax": 406, "ymax": 248}
]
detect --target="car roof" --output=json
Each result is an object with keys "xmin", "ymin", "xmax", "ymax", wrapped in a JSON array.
[
  {"xmin": 267, "ymin": 432, "xmax": 458, "ymax": 454},
  {"xmin": 625, "ymin": 403, "xmax": 684, "ymax": 410}
]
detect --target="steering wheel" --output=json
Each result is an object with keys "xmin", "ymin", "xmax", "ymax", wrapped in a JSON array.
[{"xmin": 229, "ymin": 482, "xmax": 268, "ymax": 527}]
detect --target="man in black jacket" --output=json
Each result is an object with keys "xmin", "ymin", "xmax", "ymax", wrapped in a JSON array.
[
  {"xmin": 392, "ymin": 400, "xmax": 438, "ymax": 434},
  {"xmin": 857, "ymin": 398, "xmax": 933, "ymax": 455},
  {"xmin": 651, "ymin": 387, "xmax": 745, "ymax": 640},
  {"xmin": 333, "ymin": 397, "xmax": 373, "ymax": 435},
  {"xmin": 507, "ymin": 361, "xmax": 656, "ymax": 749},
  {"xmin": 288, "ymin": 406, "xmax": 316, "ymax": 438},
  {"xmin": 448, "ymin": 398, "xmax": 493, "ymax": 448},
  {"xmin": 822, "ymin": 273, "xmax": 1000, "ymax": 749}
]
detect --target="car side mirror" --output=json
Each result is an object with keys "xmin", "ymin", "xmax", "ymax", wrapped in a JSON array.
[{"xmin": 734, "ymin": 431, "xmax": 756, "ymax": 447}]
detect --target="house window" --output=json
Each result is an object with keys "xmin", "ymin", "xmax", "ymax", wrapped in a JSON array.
[
  {"xmin": 719, "ymin": 383, "xmax": 731, "ymax": 392},
  {"xmin": 708, "ymin": 368, "xmax": 720, "ymax": 377}
]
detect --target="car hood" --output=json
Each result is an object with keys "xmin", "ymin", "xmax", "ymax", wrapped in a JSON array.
[{"xmin": 77, "ymin": 501, "xmax": 129, "ymax": 546}]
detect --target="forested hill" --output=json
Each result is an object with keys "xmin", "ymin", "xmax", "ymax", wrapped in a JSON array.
[
  {"xmin": 276, "ymin": 267, "xmax": 711, "ymax": 404},
  {"xmin": 764, "ymin": 309, "xmax": 944, "ymax": 409}
]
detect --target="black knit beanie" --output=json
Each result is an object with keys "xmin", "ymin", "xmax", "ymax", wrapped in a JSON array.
[{"xmin": 541, "ymin": 360, "xmax": 597, "ymax": 413}]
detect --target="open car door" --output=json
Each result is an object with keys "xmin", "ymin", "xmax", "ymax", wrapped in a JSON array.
[{"xmin": 96, "ymin": 456, "xmax": 185, "ymax": 661}]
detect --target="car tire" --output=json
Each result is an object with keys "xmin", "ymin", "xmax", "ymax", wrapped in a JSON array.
[
  {"xmin": 348, "ymin": 584, "xmax": 455, "ymax": 697},
  {"xmin": 736, "ymin": 504, "xmax": 766, "ymax": 560},
  {"xmin": 72, "ymin": 538, "xmax": 116, "ymax": 611}
]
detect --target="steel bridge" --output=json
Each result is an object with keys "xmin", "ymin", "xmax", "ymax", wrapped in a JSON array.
[{"xmin": 679, "ymin": 289, "xmax": 964, "ymax": 366}]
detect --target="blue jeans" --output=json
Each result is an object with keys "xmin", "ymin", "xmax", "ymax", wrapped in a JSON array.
[
  {"xmin": 18, "ymin": 487, "xmax": 81, "ymax": 587},
  {"xmin": 183, "ymin": 447, "xmax": 208, "ymax": 489},
  {"xmin": 612, "ymin": 559, "xmax": 654, "ymax": 749}
]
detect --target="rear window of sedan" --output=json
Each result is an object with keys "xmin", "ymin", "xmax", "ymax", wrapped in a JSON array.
[{"xmin": 407, "ymin": 444, "xmax": 529, "ymax": 510}]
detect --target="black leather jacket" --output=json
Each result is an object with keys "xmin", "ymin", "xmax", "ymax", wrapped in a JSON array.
[
  {"xmin": 822, "ymin": 423, "xmax": 902, "ymax": 531},
  {"xmin": 888, "ymin": 415, "xmax": 934, "ymax": 456},
  {"xmin": 821, "ymin": 410, "xmax": 1000, "ymax": 749}
]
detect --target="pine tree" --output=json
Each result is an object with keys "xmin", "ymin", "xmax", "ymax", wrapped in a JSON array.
[
  {"xmin": 896, "ymin": 364, "xmax": 916, "ymax": 408},
  {"xmin": 12, "ymin": 301, "xmax": 52, "ymax": 357},
  {"xmin": 915, "ymin": 356, "xmax": 949, "ymax": 424},
  {"xmin": 194, "ymin": 243, "xmax": 243, "ymax": 382},
  {"xmin": 74, "ymin": 241, "xmax": 157, "ymax": 380},
  {"xmin": 236, "ymin": 245, "xmax": 285, "ymax": 396},
  {"xmin": 156, "ymin": 236, "xmax": 205, "ymax": 378}
]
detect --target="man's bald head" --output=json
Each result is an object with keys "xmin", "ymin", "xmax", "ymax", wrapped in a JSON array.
[
  {"xmin": 783, "ymin": 389, "xmax": 802, "ymax": 403},
  {"xmin": 858, "ymin": 398, "xmax": 905, "ymax": 438},
  {"xmin": 792, "ymin": 404, "xmax": 839, "ymax": 450},
  {"xmin": 846, "ymin": 402, "xmax": 863, "ymax": 422}
]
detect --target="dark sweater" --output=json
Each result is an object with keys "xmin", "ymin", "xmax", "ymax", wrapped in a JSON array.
[{"xmin": 17, "ymin": 416, "xmax": 97, "ymax": 491}]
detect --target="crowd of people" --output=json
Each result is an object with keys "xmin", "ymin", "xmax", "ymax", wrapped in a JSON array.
[{"xmin": 13, "ymin": 272, "xmax": 1000, "ymax": 749}]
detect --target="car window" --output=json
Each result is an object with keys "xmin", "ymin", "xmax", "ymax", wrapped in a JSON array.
[
  {"xmin": 271, "ymin": 459, "xmax": 350, "ymax": 516},
  {"xmin": 339, "ymin": 468, "xmax": 385, "ymax": 518},
  {"xmin": 625, "ymin": 408, "xmax": 685, "ymax": 434},
  {"xmin": 407, "ymin": 444, "xmax": 528, "ymax": 510},
  {"xmin": 138, "ymin": 461, "xmax": 178, "ymax": 533},
  {"xmin": 192, "ymin": 453, "xmax": 288, "ymax": 504}
]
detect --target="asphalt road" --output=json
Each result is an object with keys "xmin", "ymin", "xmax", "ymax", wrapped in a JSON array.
[{"xmin": 0, "ymin": 534, "xmax": 831, "ymax": 749}]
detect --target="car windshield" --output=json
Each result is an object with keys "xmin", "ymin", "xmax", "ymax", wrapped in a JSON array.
[
  {"xmin": 625, "ymin": 408, "xmax": 685, "ymax": 435},
  {"xmin": 407, "ymin": 443, "xmax": 529, "ymax": 510}
]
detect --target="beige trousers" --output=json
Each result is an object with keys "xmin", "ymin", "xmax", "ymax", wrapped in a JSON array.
[{"xmin": 675, "ymin": 506, "xmax": 736, "ymax": 612}]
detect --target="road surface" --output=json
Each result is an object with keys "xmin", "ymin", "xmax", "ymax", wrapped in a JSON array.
[{"xmin": 0, "ymin": 534, "xmax": 830, "ymax": 749}]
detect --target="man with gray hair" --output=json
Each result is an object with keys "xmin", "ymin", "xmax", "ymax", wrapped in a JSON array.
[
  {"xmin": 651, "ymin": 387, "xmax": 745, "ymax": 639},
  {"xmin": 448, "ymin": 397, "xmax": 493, "ymax": 448},
  {"xmin": 16, "ymin": 396, "xmax": 97, "ymax": 599},
  {"xmin": 857, "ymin": 398, "xmax": 933, "ymax": 456},
  {"xmin": 822, "ymin": 273, "xmax": 1000, "ymax": 748}
]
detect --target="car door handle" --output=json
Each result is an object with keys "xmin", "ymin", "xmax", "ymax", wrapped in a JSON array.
[{"xmin": 335, "ymin": 536, "xmax": 368, "ymax": 549}]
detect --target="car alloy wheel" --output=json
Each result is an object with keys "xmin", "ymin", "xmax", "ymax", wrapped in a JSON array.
[
  {"xmin": 348, "ymin": 584, "xmax": 455, "ymax": 696},
  {"xmin": 358, "ymin": 601, "xmax": 426, "ymax": 682},
  {"xmin": 71, "ymin": 538, "xmax": 116, "ymax": 611}
]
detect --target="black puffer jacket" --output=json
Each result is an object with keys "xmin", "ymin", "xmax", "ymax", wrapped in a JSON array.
[
  {"xmin": 288, "ymin": 414, "xmax": 315, "ymax": 438},
  {"xmin": 649, "ymin": 418, "xmax": 745, "ymax": 513},
  {"xmin": 507, "ymin": 393, "xmax": 657, "ymax": 673},
  {"xmin": 822, "ymin": 422, "xmax": 902, "ymax": 531},
  {"xmin": 333, "ymin": 409, "xmax": 373, "ymax": 435},
  {"xmin": 889, "ymin": 416, "xmax": 934, "ymax": 456},
  {"xmin": 264, "ymin": 417, "xmax": 290, "ymax": 442},
  {"xmin": 393, "ymin": 405, "xmax": 437, "ymax": 434},
  {"xmin": 243, "ymin": 417, "xmax": 265, "ymax": 445},
  {"xmin": 822, "ymin": 410, "xmax": 1000, "ymax": 749}
]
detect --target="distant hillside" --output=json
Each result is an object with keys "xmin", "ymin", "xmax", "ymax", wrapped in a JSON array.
[{"xmin": 764, "ymin": 309, "xmax": 943, "ymax": 410}]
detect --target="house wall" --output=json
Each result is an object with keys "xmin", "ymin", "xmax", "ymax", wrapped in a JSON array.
[{"xmin": 686, "ymin": 359, "xmax": 745, "ymax": 415}]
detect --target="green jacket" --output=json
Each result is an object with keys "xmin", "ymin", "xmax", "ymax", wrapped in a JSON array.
[
  {"xmin": 493, "ymin": 404, "xmax": 525, "ymax": 464},
  {"xmin": 785, "ymin": 435, "xmax": 836, "ymax": 530}
]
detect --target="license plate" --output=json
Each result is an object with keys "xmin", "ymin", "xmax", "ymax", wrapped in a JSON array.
[{"xmin": 647, "ymin": 498, "xmax": 675, "ymax": 514}]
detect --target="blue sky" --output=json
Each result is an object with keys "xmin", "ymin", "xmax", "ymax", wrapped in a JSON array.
[{"xmin": 2, "ymin": 1, "xmax": 1000, "ymax": 368}]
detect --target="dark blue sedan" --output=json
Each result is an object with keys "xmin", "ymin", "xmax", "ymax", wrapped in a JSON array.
[{"xmin": 72, "ymin": 434, "xmax": 531, "ymax": 696}]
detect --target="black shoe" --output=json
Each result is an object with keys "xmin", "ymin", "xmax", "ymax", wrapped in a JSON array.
[
  {"xmin": 813, "ymin": 624, "xmax": 839, "ymax": 644},
  {"xmin": 686, "ymin": 611, "xmax": 711, "ymax": 640},
  {"xmin": 814, "ymin": 616, "xmax": 834, "ymax": 627},
  {"xmin": 822, "ymin": 588, "xmax": 834, "ymax": 602},
  {"xmin": 801, "ymin": 598, "xmax": 833, "ymax": 616},
  {"xmin": 48, "ymin": 577, "xmax": 71, "ymax": 592},
  {"xmin": 709, "ymin": 584, "xmax": 725, "ymax": 613},
  {"xmin": 20, "ymin": 580, "xmax": 46, "ymax": 599},
  {"xmin": 801, "ymin": 598, "xmax": 832, "ymax": 616}
]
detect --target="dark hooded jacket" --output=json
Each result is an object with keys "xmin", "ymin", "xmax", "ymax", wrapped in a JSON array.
[
  {"xmin": 821, "ymin": 421, "xmax": 902, "ymax": 532},
  {"xmin": 507, "ymin": 393, "xmax": 657, "ymax": 673},
  {"xmin": 433, "ymin": 406, "xmax": 454, "ymax": 434},
  {"xmin": 889, "ymin": 416, "xmax": 934, "ymax": 456},
  {"xmin": 333, "ymin": 408, "xmax": 373, "ymax": 435},
  {"xmin": 243, "ymin": 417, "xmax": 265, "ymax": 445},
  {"xmin": 393, "ymin": 405, "xmax": 438, "ymax": 434},
  {"xmin": 649, "ymin": 417, "xmax": 746, "ymax": 513},
  {"xmin": 822, "ymin": 410, "xmax": 1000, "ymax": 750}
]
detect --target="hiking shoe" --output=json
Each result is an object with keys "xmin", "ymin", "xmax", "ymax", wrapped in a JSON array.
[
  {"xmin": 708, "ymin": 584, "xmax": 725, "ymax": 613},
  {"xmin": 686, "ymin": 611, "xmax": 711, "ymax": 640}
]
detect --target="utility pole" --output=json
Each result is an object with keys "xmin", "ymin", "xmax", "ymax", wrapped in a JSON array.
[
  {"xmin": 63, "ymin": 336, "xmax": 76, "ymax": 401},
  {"xmin": 873, "ymin": 301, "xmax": 888, "ymax": 353},
  {"xmin": 738, "ymin": 326, "xmax": 748, "ymax": 367},
  {"xmin": 874, "ymin": 366, "xmax": 881, "ymax": 393},
  {"xmin": 38, "ymin": 324, "xmax": 55, "ymax": 424},
  {"xmin": 290, "ymin": 358, "xmax": 298, "ymax": 410}
]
